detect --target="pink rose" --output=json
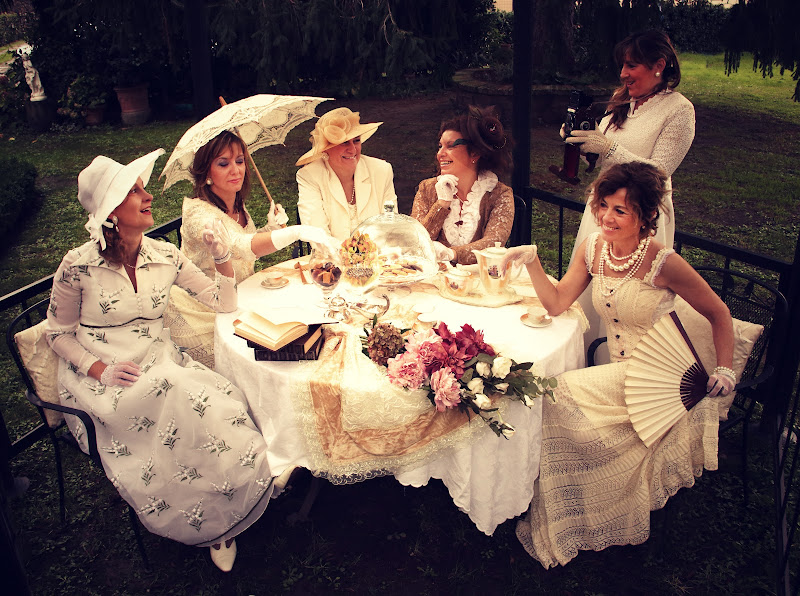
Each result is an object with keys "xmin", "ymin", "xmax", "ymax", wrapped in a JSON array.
[
  {"xmin": 387, "ymin": 352, "xmax": 427, "ymax": 390},
  {"xmin": 430, "ymin": 367, "xmax": 462, "ymax": 412}
]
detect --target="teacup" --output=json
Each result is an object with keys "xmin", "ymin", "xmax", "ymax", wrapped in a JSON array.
[
  {"xmin": 527, "ymin": 306, "xmax": 551, "ymax": 325},
  {"xmin": 442, "ymin": 269, "xmax": 479, "ymax": 297},
  {"xmin": 263, "ymin": 272, "xmax": 285, "ymax": 287}
]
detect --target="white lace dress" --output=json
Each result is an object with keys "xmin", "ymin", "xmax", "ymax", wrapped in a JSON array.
[
  {"xmin": 163, "ymin": 198, "xmax": 260, "ymax": 368},
  {"xmin": 46, "ymin": 238, "xmax": 275, "ymax": 547},
  {"xmin": 515, "ymin": 233, "xmax": 723, "ymax": 567},
  {"xmin": 572, "ymin": 90, "xmax": 695, "ymax": 346}
]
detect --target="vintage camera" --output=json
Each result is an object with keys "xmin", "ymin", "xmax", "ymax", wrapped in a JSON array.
[{"xmin": 549, "ymin": 91, "xmax": 599, "ymax": 185}]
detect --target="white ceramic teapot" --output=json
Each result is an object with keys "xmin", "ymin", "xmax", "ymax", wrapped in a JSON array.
[{"xmin": 471, "ymin": 242, "xmax": 516, "ymax": 295}]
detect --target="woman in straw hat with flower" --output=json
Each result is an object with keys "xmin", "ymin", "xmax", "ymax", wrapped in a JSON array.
[
  {"xmin": 296, "ymin": 107, "xmax": 398, "ymax": 240},
  {"xmin": 45, "ymin": 150, "xmax": 293, "ymax": 572}
]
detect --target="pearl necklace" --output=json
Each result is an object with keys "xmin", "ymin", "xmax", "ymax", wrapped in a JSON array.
[
  {"xmin": 598, "ymin": 236, "xmax": 650, "ymax": 297},
  {"xmin": 606, "ymin": 236, "xmax": 647, "ymax": 271},
  {"xmin": 348, "ymin": 185, "xmax": 356, "ymax": 205}
]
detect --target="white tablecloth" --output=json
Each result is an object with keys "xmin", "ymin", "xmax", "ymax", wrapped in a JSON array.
[{"xmin": 215, "ymin": 263, "xmax": 585, "ymax": 535}]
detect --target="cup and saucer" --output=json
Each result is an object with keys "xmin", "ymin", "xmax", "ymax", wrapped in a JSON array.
[
  {"xmin": 261, "ymin": 272, "xmax": 289, "ymax": 290},
  {"xmin": 521, "ymin": 306, "xmax": 552, "ymax": 328}
]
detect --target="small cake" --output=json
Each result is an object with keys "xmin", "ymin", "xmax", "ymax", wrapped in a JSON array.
[{"xmin": 340, "ymin": 232, "xmax": 380, "ymax": 288}]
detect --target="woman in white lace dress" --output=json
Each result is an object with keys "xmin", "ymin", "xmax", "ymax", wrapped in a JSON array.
[
  {"xmin": 165, "ymin": 131, "xmax": 336, "ymax": 367},
  {"xmin": 46, "ymin": 150, "xmax": 291, "ymax": 571},
  {"xmin": 502, "ymin": 162, "xmax": 735, "ymax": 568},
  {"xmin": 411, "ymin": 105, "xmax": 514, "ymax": 265}
]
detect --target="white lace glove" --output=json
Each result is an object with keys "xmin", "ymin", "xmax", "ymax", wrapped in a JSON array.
[
  {"xmin": 707, "ymin": 367, "xmax": 736, "ymax": 397},
  {"xmin": 559, "ymin": 123, "xmax": 567, "ymax": 140},
  {"xmin": 501, "ymin": 245, "xmax": 538, "ymax": 271},
  {"xmin": 100, "ymin": 361, "xmax": 141, "ymax": 387},
  {"xmin": 271, "ymin": 224, "xmax": 338, "ymax": 254},
  {"xmin": 266, "ymin": 203, "xmax": 289, "ymax": 230},
  {"xmin": 203, "ymin": 219, "xmax": 232, "ymax": 263},
  {"xmin": 432, "ymin": 241, "xmax": 455, "ymax": 262},
  {"xmin": 434, "ymin": 174, "xmax": 459, "ymax": 204},
  {"xmin": 564, "ymin": 129, "xmax": 614, "ymax": 156}
]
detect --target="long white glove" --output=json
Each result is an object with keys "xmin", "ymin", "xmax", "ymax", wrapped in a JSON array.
[
  {"xmin": 564, "ymin": 129, "xmax": 614, "ymax": 156},
  {"xmin": 266, "ymin": 203, "xmax": 289, "ymax": 230},
  {"xmin": 203, "ymin": 219, "xmax": 231, "ymax": 263},
  {"xmin": 100, "ymin": 361, "xmax": 141, "ymax": 387},
  {"xmin": 432, "ymin": 241, "xmax": 455, "ymax": 262},
  {"xmin": 435, "ymin": 174, "xmax": 459, "ymax": 203},
  {"xmin": 271, "ymin": 224, "xmax": 337, "ymax": 253},
  {"xmin": 707, "ymin": 369, "xmax": 736, "ymax": 397},
  {"xmin": 500, "ymin": 245, "xmax": 538, "ymax": 271}
]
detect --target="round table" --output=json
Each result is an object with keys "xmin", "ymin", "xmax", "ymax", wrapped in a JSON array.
[{"xmin": 215, "ymin": 260, "xmax": 585, "ymax": 535}]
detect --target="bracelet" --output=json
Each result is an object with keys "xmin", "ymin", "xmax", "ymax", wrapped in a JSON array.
[
  {"xmin": 214, "ymin": 250, "xmax": 232, "ymax": 264},
  {"xmin": 605, "ymin": 141, "xmax": 618, "ymax": 159},
  {"xmin": 713, "ymin": 366, "xmax": 736, "ymax": 381}
]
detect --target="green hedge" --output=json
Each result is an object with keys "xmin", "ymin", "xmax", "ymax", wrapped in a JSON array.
[
  {"xmin": 662, "ymin": 0, "xmax": 730, "ymax": 54},
  {"xmin": 0, "ymin": 11, "xmax": 35, "ymax": 47},
  {"xmin": 0, "ymin": 157, "xmax": 37, "ymax": 246}
]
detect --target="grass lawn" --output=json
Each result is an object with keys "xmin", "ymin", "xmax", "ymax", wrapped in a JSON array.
[{"xmin": 1, "ymin": 52, "xmax": 799, "ymax": 594}]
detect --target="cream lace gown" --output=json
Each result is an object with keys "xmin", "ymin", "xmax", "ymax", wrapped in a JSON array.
[
  {"xmin": 47, "ymin": 238, "xmax": 275, "ymax": 547},
  {"xmin": 516, "ymin": 233, "xmax": 723, "ymax": 567},
  {"xmin": 164, "ymin": 198, "xmax": 260, "ymax": 368}
]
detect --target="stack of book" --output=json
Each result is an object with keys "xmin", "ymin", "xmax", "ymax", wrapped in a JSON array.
[{"xmin": 233, "ymin": 311, "xmax": 327, "ymax": 361}]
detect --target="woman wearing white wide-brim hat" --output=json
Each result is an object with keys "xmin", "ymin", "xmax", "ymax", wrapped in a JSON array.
[
  {"xmin": 45, "ymin": 149, "xmax": 294, "ymax": 572},
  {"xmin": 296, "ymin": 107, "xmax": 398, "ymax": 240}
]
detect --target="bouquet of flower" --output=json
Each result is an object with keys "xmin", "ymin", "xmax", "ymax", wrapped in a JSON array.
[
  {"xmin": 340, "ymin": 232, "xmax": 377, "ymax": 266},
  {"xmin": 363, "ymin": 320, "xmax": 557, "ymax": 438}
]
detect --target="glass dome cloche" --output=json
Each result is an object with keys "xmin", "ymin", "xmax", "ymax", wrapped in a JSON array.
[{"xmin": 350, "ymin": 204, "xmax": 439, "ymax": 288}]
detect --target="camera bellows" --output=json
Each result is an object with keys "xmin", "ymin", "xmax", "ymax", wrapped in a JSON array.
[{"xmin": 624, "ymin": 311, "xmax": 709, "ymax": 448}]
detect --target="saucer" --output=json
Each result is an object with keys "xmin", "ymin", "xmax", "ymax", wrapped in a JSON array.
[
  {"xmin": 520, "ymin": 313, "xmax": 552, "ymax": 328},
  {"xmin": 261, "ymin": 278, "xmax": 289, "ymax": 290}
]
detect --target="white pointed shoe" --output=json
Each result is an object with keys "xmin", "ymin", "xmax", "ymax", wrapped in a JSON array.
[
  {"xmin": 273, "ymin": 465, "xmax": 299, "ymax": 496},
  {"xmin": 210, "ymin": 539, "xmax": 237, "ymax": 572}
]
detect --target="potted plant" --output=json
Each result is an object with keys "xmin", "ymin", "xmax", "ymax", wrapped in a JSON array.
[
  {"xmin": 58, "ymin": 74, "xmax": 109, "ymax": 126},
  {"xmin": 109, "ymin": 52, "xmax": 154, "ymax": 126}
]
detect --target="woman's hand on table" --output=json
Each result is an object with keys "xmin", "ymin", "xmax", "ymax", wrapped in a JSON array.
[{"xmin": 433, "ymin": 241, "xmax": 455, "ymax": 262}]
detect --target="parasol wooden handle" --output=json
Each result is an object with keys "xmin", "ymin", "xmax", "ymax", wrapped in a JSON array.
[{"xmin": 218, "ymin": 96, "xmax": 278, "ymax": 215}]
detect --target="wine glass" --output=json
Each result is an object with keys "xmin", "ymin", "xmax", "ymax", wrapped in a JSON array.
[{"xmin": 308, "ymin": 245, "xmax": 343, "ymax": 305}]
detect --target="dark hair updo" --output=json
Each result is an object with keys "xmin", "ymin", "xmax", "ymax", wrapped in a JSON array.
[
  {"xmin": 438, "ymin": 105, "xmax": 514, "ymax": 179},
  {"xmin": 589, "ymin": 161, "xmax": 668, "ymax": 239}
]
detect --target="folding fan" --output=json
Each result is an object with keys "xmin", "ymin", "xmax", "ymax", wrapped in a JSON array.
[{"xmin": 624, "ymin": 311, "xmax": 709, "ymax": 448}]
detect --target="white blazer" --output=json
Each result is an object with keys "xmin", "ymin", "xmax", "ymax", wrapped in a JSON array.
[{"xmin": 296, "ymin": 155, "xmax": 398, "ymax": 240}]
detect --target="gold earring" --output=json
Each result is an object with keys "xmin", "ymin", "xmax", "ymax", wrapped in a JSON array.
[{"xmin": 112, "ymin": 215, "xmax": 119, "ymax": 232}]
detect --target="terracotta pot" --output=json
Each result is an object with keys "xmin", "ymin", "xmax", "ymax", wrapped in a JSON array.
[
  {"xmin": 84, "ymin": 105, "xmax": 105, "ymax": 126},
  {"xmin": 114, "ymin": 83, "xmax": 150, "ymax": 125}
]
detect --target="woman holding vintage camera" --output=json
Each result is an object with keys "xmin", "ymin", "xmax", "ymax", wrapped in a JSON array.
[{"xmin": 567, "ymin": 29, "xmax": 694, "ymax": 253}]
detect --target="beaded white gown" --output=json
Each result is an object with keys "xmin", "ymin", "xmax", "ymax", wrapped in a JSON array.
[
  {"xmin": 47, "ymin": 238, "xmax": 275, "ymax": 547},
  {"xmin": 516, "ymin": 233, "xmax": 724, "ymax": 568}
]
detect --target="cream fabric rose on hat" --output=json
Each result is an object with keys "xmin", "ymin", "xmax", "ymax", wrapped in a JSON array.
[
  {"xmin": 78, "ymin": 148, "xmax": 165, "ymax": 249},
  {"xmin": 295, "ymin": 107, "xmax": 382, "ymax": 166}
]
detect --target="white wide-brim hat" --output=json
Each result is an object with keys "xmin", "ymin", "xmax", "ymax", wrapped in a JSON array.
[
  {"xmin": 78, "ymin": 148, "xmax": 165, "ymax": 249},
  {"xmin": 295, "ymin": 107, "xmax": 381, "ymax": 166}
]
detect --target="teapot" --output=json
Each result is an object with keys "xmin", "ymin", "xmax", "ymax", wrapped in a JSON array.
[{"xmin": 472, "ymin": 242, "xmax": 516, "ymax": 295}]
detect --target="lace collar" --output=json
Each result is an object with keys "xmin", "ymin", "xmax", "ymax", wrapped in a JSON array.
[{"xmin": 443, "ymin": 170, "xmax": 498, "ymax": 246}]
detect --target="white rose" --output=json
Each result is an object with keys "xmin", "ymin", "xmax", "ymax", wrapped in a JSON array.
[
  {"xmin": 522, "ymin": 394, "xmax": 534, "ymax": 407},
  {"xmin": 475, "ymin": 361, "xmax": 491, "ymax": 378},
  {"xmin": 491, "ymin": 356, "xmax": 512, "ymax": 379},
  {"xmin": 495, "ymin": 382, "xmax": 509, "ymax": 393},
  {"xmin": 467, "ymin": 378, "xmax": 484, "ymax": 394},
  {"xmin": 473, "ymin": 393, "xmax": 491, "ymax": 410},
  {"xmin": 501, "ymin": 424, "xmax": 516, "ymax": 439}
]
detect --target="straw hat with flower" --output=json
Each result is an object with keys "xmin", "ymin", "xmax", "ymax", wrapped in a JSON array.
[{"xmin": 295, "ymin": 107, "xmax": 382, "ymax": 166}]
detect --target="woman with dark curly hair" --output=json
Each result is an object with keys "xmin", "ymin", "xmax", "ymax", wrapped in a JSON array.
[
  {"xmin": 411, "ymin": 105, "xmax": 514, "ymax": 265},
  {"xmin": 502, "ymin": 162, "xmax": 734, "ymax": 568}
]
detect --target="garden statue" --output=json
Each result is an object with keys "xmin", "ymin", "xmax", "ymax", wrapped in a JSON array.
[{"xmin": 17, "ymin": 44, "xmax": 46, "ymax": 101}]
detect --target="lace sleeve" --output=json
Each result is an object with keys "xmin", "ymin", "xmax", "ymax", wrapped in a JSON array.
[
  {"xmin": 173, "ymin": 245, "xmax": 238, "ymax": 313},
  {"xmin": 604, "ymin": 100, "xmax": 695, "ymax": 177},
  {"xmin": 584, "ymin": 232, "xmax": 600, "ymax": 273},
  {"xmin": 181, "ymin": 198, "xmax": 256, "ymax": 276},
  {"xmin": 647, "ymin": 247, "xmax": 676, "ymax": 287},
  {"xmin": 45, "ymin": 251, "xmax": 101, "ymax": 376}
]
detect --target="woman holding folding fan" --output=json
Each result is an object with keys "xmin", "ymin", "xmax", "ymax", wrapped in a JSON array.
[{"xmin": 502, "ymin": 161, "xmax": 734, "ymax": 568}]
